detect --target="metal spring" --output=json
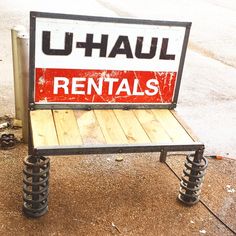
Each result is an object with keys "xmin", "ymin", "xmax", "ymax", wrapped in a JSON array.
[
  {"xmin": 179, "ymin": 154, "xmax": 208, "ymax": 205},
  {"xmin": 0, "ymin": 134, "xmax": 16, "ymax": 148},
  {"xmin": 23, "ymin": 155, "xmax": 50, "ymax": 217}
]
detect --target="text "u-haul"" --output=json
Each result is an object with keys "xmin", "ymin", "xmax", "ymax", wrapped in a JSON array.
[{"xmin": 42, "ymin": 32, "xmax": 176, "ymax": 60}]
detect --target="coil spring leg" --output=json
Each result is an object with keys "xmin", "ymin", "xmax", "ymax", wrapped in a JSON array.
[
  {"xmin": 23, "ymin": 155, "xmax": 50, "ymax": 217},
  {"xmin": 178, "ymin": 150, "xmax": 208, "ymax": 205}
]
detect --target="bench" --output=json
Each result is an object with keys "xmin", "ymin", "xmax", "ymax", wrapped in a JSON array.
[{"xmin": 23, "ymin": 11, "xmax": 208, "ymax": 217}]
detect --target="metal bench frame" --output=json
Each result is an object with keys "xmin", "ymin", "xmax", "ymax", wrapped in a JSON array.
[{"xmin": 23, "ymin": 12, "xmax": 208, "ymax": 218}]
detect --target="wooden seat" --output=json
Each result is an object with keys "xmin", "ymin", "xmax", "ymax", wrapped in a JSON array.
[{"xmin": 30, "ymin": 109, "xmax": 196, "ymax": 149}]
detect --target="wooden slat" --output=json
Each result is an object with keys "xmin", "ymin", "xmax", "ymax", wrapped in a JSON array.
[
  {"xmin": 170, "ymin": 110, "xmax": 199, "ymax": 142},
  {"xmin": 114, "ymin": 110, "xmax": 150, "ymax": 144},
  {"xmin": 53, "ymin": 110, "xmax": 82, "ymax": 145},
  {"xmin": 30, "ymin": 110, "xmax": 58, "ymax": 147},
  {"xmin": 74, "ymin": 110, "xmax": 106, "ymax": 145},
  {"xmin": 94, "ymin": 110, "xmax": 128, "ymax": 144},
  {"xmin": 134, "ymin": 109, "xmax": 172, "ymax": 143},
  {"xmin": 151, "ymin": 109, "xmax": 194, "ymax": 143}
]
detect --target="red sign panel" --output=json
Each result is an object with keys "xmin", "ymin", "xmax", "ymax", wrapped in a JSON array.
[
  {"xmin": 35, "ymin": 68, "xmax": 176, "ymax": 103},
  {"xmin": 33, "ymin": 15, "xmax": 188, "ymax": 106}
]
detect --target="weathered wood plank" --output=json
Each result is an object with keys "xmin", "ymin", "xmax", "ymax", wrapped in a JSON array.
[
  {"xmin": 94, "ymin": 110, "xmax": 128, "ymax": 144},
  {"xmin": 134, "ymin": 109, "xmax": 172, "ymax": 143},
  {"xmin": 74, "ymin": 110, "xmax": 106, "ymax": 145},
  {"xmin": 30, "ymin": 110, "xmax": 59, "ymax": 147},
  {"xmin": 151, "ymin": 109, "xmax": 194, "ymax": 143},
  {"xmin": 170, "ymin": 110, "xmax": 198, "ymax": 142},
  {"xmin": 53, "ymin": 110, "xmax": 82, "ymax": 145},
  {"xmin": 114, "ymin": 110, "xmax": 150, "ymax": 144}
]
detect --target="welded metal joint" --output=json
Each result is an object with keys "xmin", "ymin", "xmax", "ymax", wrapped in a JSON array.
[
  {"xmin": 23, "ymin": 155, "xmax": 50, "ymax": 217},
  {"xmin": 178, "ymin": 150, "xmax": 208, "ymax": 205},
  {"xmin": 169, "ymin": 103, "xmax": 177, "ymax": 109},
  {"xmin": 29, "ymin": 103, "xmax": 35, "ymax": 110}
]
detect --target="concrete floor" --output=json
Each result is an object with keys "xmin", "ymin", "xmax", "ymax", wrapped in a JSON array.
[
  {"xmin": 0, "ymin": 0, "xmax": 236, "ymax": 157},
  {"xmin": 0, "ymin": 134, "xmax": 235, "ymax": 235}
]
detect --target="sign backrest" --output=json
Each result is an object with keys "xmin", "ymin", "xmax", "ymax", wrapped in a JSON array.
[{"xmin": 29, "ymin": 12, "xmax": 191, "ymax": 110}]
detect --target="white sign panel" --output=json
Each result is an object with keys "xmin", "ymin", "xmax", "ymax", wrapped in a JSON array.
[{"xmin": 31, "ymin": 13, "xmax": 190, "ymax": 106}]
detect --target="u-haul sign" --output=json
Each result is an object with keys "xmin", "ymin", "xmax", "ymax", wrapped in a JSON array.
[{"xmin": 32, "ymin": 13, "xmax": 190, "ymax": 106}]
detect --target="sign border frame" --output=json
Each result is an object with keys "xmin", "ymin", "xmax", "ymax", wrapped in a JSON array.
[{"xmin": 29, "ymin": 11, "xmax": 191, "ymax": 110}]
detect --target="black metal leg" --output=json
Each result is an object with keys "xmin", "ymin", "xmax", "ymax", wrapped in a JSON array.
[
  {"xmin": 23, "ymin": 155, "xmax": 50, "ymax": 217},
  {"xmin": 160, "ymin": 149, "xmax": 167, "ymax": 163},
  {"xmin": 178, "ymin": 149, "xmax": 208, "ymax": 205}
]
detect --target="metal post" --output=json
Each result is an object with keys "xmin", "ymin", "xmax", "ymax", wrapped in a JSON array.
[
  {"xmin": 17, "ymin": 32, "xmax": 29, "ymax": 143},
  {"xmin": 32, "ymin": 156, "xmax": 40, "ymax": 210},
  {"xmin": 11, "ymin": 26, "xmax": 26, "ymax": 121},
  {"xmin": 185, "ymin": 149, "xmax": 203, "ymax": 199},
  {"xmin": 160, "ymin": 149, "xmax": 167, "ymax": 162}
]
